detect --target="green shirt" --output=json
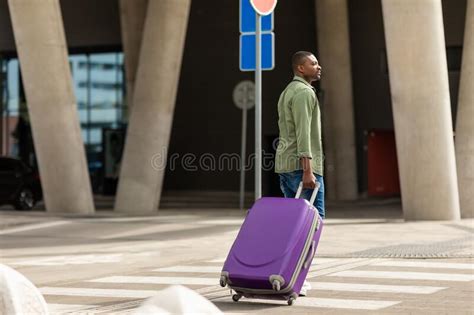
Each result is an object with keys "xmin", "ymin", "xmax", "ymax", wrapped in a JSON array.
[{"xmin": 275, "ymin": 76, "xmax": 324, "ymax": 175}]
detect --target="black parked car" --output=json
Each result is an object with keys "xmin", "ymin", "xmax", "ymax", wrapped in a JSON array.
[{"xmin": 0, "ymin": 156, "xmax": 42, "ymax": 210}]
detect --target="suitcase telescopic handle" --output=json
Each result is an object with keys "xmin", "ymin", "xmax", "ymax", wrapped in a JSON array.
[{"xmin": 295, "ymin": 181, "xmax": 321, "ymax": 205}]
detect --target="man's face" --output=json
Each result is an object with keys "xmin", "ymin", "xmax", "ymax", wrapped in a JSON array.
[{"xmin": 299, "ymin": 55, "xmax": 322, "ymax": 82}]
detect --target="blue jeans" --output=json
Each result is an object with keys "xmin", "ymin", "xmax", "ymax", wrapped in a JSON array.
[{"xmin": 279, "ymin": 170, "xmax": 325, "ymax": 219}]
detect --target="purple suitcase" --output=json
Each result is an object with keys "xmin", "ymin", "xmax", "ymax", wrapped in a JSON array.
[{"xmin": 220, "ymin": 182, "xmax": 323, "ymax": 306}]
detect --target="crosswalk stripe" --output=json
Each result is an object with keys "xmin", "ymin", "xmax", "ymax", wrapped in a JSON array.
[
  {"xmin": 77, "ymin": 215, "xmax": 199, "ymax": 223},
  {"xmin": 213, "ymin": 296, "xmax": 400, "ymax": 310},
  {"xmin": 12, "ymin": 254, "xmax": 124, "ymax": 266},
  {"xmin": 40, "ymin": 287, "xmax": 157, "ymax": 299},
  {"xmin": 372, "ymin": 261, "xmax": 474, "ymax": 270},
  {"xmin": 206, "ymin": 258, "xmax": 226, "ymax": 263},
  {"xmin": 89, "ymin": 276, "xmax": 218, "ymax": 286},
  {"xmin": 80, "ymin": 300, "xmax": 145, "ymax": 314},
  {"xmin": 307, "ymin": 259, "xmax": 378, "ymax": 278},
  {"xmin": 48, "ymin": 304, "xmax": 97, "ymax": 313},
  {"xmin": 196, "ymin": 285, "xmax": 227, "ymax": 296},
  {"xmin": 196, "ymin": 219, "xmax": 244, "ymax": 225},
  {"xmin": 206, "ymin": 257, "xmax": 339, "ymax": 265},
  {"xmin": 310, "ymin": 282, "xmax": 446, "ymax": 294},
  {"xmin": 153, "ymin": 266, "xmax": 221, "ymax": 273},
  {"xmin": 100, "ymin": 224, "xmax": 202, "ymax": 239},
  {"xmin": 153, "ymin": 260, "xmax": 343, "ymax": 273},
  {"xmin": 89, "ymin": 275, "xmax": 445, "ymax": 295},
  {"xmin": 329, "ymin": 270, "xmax": 474, "ymax": 282},
  {"xmin": 298, "ymin": 297, "xmax": 399, "ymax": 310},
  {"xmin": 310, "ymin": 258, "xmax": 370, "ymax": 271},
  {"xmin": 324, "ymin": 218, "xmax": 394, "ymax": 224},
  {"xmin": 0, "ymin": 221, "xmax": 71, "ymax": 235},
  {"xmin": 312, "ymin": 258, "xmax": 340, "ymax": 264}
]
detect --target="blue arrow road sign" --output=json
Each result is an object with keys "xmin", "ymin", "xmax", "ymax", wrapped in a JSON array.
[
  {"xmin": 240, "ymin": 0, "xmax": 273, "ymax": 33},
  {"xmin": 240, "ymin": 32, "xmax": 274, "ymax": 71}
]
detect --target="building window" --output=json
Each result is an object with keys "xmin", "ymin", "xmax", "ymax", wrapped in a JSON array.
[
  {"xmin": 1, "ymin": 59, "xmax": 21, "ymax": 158},
  {"xmin": 1, "ymin": 52, "xmax": 126, "ymax": 193}
]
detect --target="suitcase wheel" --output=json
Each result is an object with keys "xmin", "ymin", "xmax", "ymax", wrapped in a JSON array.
[
  {"xmin": 288, "ymin": 297, "xmax": 295, "ymax": 306},
  {"xmin": 232, "ymin": 294, "xmax": 242, "ymax": 302},
  {"xmin": 219, "ymin": 276, "xmax": 227, "ymax": 287}
]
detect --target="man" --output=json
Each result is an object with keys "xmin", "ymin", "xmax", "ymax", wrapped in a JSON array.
[{"xmin": 275, "ymin": 51, "xmax": 324, "ymax": 296}]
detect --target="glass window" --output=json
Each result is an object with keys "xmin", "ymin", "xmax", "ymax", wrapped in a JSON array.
[
  {"xmin": 70, "ymin": 55, "xmax": 88, "ymax": 108},
  {"xmin": 90, "ymin": 53, "xmax": 123, "ymax": 110},
  {"xmin": 70, "ymin": 52, "xmax": 125, "ymax": 193},
  {"xmin": 69, "ymin": 51, "xmax": 125, "ymax": 148},
  {"xmin": 7, "ymin": 59, "xmax": 19, "ymax": 113},
  {"xmin": 2, "ymin": 52, "xmax": 126, "ymax": 192},
  {"xmin": 1, "ymin": 59, "xmax": 21, "ymax": 157}
]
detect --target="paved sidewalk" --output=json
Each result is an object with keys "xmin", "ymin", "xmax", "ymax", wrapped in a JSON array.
[{"xmin": 1, "ymin": 199, "xmax": 473, "ymax": 314}]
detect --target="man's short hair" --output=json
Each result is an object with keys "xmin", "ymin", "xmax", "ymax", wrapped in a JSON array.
[{"xmin": 292, "ymin": 51, "xmax": 313, "ymax": 72}]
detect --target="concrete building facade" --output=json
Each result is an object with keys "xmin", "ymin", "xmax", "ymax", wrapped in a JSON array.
[{"xmin": 0, "ymin": 0, "xmax": 470, "ymax": 220}]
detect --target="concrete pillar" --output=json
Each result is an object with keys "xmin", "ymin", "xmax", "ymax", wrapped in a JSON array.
[
  {"xmin": 115, "ymin": 0, "xmax": 191, "ymax": 213},
  {"xmin": 315, "ymin": 0, "xmax": 358, "ymax": 200},
  {"xmin": 382, "ymin": 0, "xmax": 460, "ymax": 220},
  {"xmin": 456, "ymin": 0, "xmax": 474, "ymax": 218},
  {"xmin": 7, "ymin": 0, "xmax": 94, "ymax": 213},
  {"xmin": 119, "ymin": 0, "xmax": 148, "ymax": 112}
]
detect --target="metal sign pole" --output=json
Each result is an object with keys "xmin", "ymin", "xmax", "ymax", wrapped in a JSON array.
[
  {"xmin": 240, "ymin": 101, "xmax": 247, "ymax": 211},
  {"xmin": 255, "ymin": 13, "xmax": 262, "ymax": 200},
  {"xmin": 233, "ymin": 80, "xmax": 254, "ymax": 210}
]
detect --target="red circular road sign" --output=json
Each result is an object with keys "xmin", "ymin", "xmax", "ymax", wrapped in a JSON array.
[{"xmin": 250, "ymin": 0, "xmax": 277, "ymax": 16}]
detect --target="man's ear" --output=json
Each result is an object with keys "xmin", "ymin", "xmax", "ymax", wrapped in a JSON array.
[{"xmin": 296, "ymin": 64, "xmax": 304, "ymax": 74}]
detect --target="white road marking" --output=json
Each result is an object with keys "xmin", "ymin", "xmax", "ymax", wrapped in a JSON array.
[
  {"xmin": 310, "ymin": 258, "xmax": 370, "ymax": 271},
  {"xmin": 40, "ymin": 287, "xmax": 158, "ymax": 299},
  {"xmin": 76, "ymin": 215, "xmax": 199, "ymax": 223},
  {"xmin": 213, "ymin": 296, "xmax": 400, "ymax": 310},
  {"xmin": 153, "ymin": 266, "xmax": 221, "ymax": 273},
  {"xmin": 80, "ymin": 300, "xmax": 144, "ymax": 314},
  {"xmin": 153, "ymin": 259, "xmax": 348, "ymax": 274},
  {"xmin": 330, "ymin": 270, "xmax": 474, "ymax": 282},
  {"xmin": 207, "ymin": 257, "xmax": 340, "ymax": 265},
  {"xmin": 310, "ymin": 281, "xmax": 446, "ymax": 294},
  {"xmin": 196, "ymin": 285, "xmax": 226, "ymax": 295},
  {"xmin": 48, "ymin": 304, "xmax": 97, "ymax": 313},
  {"xmin": 89, "ymin": 275, "xmax": 445, "ymax": 295},
  {"xmin": 307, "ymin": 259, "xmax": 379, "ymax": 278},
  {"xmin": 99, "ymin": 224, "xmax": 202, "ymax": 239},
  {"xmin": 312, "ymin": 258, "xmax": 343, "ymax": 264},
  {"xmin": 323, "ymin": 218, "xmax": 397, "ymax": 224},
  {"xmin": 206, "ymin": 257, "xmax": 227, "ymax": 263},
  {"xmin": 12, "ymin": 254, "xmax": 124, "ymax": 266},
  {"xmin": 0, "ymin": 221, "xmax": 71, "ymax": 235},
  {"xmin": 154, "ymin": 258, "xmax": 355, "ymax": 274},
  {"xmin": 196, "ymin": 219, "xmax": 244, "ymax": 225},
  {"xmin": 372, "ymin": 261, "xmax": 474, "ymax": 270},
  {"xmin": 89, "ymin": 276, "xmax": 218, "ymax": 286}
]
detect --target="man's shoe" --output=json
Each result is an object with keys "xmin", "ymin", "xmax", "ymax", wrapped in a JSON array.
[
  {"xmin": 299, "ymin": 280, "xmax": 312, "ymax": 297},
  {"xmin": 299, "ymin": 287, "xmax": 307, "ymax": 297}
]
